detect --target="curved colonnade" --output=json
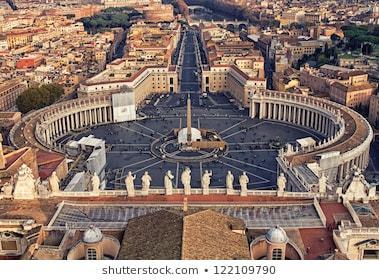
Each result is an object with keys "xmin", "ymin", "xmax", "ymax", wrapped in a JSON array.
[
  {"xmin": 10, "ymin": 95, "xmax": 113, "ymax": 153},
  {"xmin": 10, "ymin": 90, "xmax": 373, "ymax": 191},
  {"xmin": 250, "ymin": 90, "xmax": 373, "ymax": 189}
]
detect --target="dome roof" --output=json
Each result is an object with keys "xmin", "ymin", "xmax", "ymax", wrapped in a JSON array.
[
  {"xmin": 265, "ymin": 226, "xmax": 288, "ymax": 244},
  {"xmin": 83, "ymin": 226, "xmax": 103, "ymax": 244}
]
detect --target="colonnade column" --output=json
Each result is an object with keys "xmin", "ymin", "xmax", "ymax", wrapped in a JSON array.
[
  {"xmin": 268, "ymin": 103, "xmax": 272, "ymax": 119},
  {"xmin": 66, "ymin": 115, "xmax": 71, "ymax": 132},
  {"xmin": 84, "ymin": 110, "xmax": 88, "ymax": 126},
  {"xmin": 98, "ymin": 108, "xmax": 102, "ymax": 123},
  {"xmin": 315, "ymin": 113, "xmax": 320, "ymax": 132},
  {"xmin": 108, "ymin": 106, "xmax": 113, "ymax": 122},
  {"xmin": 323, "ymin": 116, "xmax": 328, "ymax": 136},
  {"xmin": 75, "ymin": 112, "xmax": 79, "ymax": 128},
  {"xmin": 259, "ymin": 102, "xmax": 265, "ymax": 119},
  {"xmin": 56, "ymin": 119, "xmax": 61, "ymax": 135},
  {"xmin": 310, "ymin": 111, "xmax": 314, "ymax": 128},
  {"xmin": 51, "ymin": 122, "xmax": 56, "ymax": 138},
  {"xmin": 95, "ymin": 108, "xmax": 99, "ymax": 124},
  {"xmin": 60, "ymin": 118, "xmax": 64, "ymax": 134},
  {"xmin": 301, "ymin": 109, "xmax": 305, "ymax": 126},
  {"xmin": 296, "ymin": 107, "xmax": 301, "ymax": 125},
  {"xmin": 273, "ymin": 103, "xmax": 277, "ymax": 119},
  {"xmin": 283, "ymin": 105, "xmax": 287, "ymax": 121},
  {"xmin": 103, "ymin": 107, "xmax": 107, "ymax": 122},
  {"xmin": 45, "ymin": 127, "xmax": 51, "ymax": 145}
]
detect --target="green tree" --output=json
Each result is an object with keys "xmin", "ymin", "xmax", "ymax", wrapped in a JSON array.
[
  {"xmin": 317, "ymin": 54, "xmax": 329, "ymax": 67},
  {"xmin": 79, "ymin": 8, "xmax": 134, "ymax": 33},
  {"xmin": 342, "ymin": 24, "xmax": 379, "ymax": 50},
  {"xmin": 16, "ymin": 83, "xmax": 63, "ymax": 114}
]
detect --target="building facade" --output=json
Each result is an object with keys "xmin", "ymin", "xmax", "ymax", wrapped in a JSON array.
[
  {"xmin": 0, "ymin": 79, "xmax": 27, "ymax": 111},
  {"xmin": 202, "ymin": 65, "xmax": 266, "ymax": 107}
]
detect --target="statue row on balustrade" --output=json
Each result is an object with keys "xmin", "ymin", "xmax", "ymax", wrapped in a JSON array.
[
  {"xmin": 0, "ymin": 164, "xmax": 287, "ymax": 199},
  {"xmin": 124, "ymin": 167, "xmax": 256, "ymax": 197}
]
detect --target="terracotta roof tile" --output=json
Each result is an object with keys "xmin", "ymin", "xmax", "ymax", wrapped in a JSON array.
[
  {"xmin": 118, "ymin": 209, "xmax": 250, "ymax": 260},
  {"xmin": 182, "ymin": 210, "xmax": 250, "ymax": 260},
  {"xmin": 118, "ymin": 210, "xmax": 183, "ymax": 260},
  {"xmin": 299, "ymin": 228, "xmax": 335, "ymax": 259}
]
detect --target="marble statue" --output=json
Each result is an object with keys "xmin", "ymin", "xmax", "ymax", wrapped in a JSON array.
[
  {"xmin": 13, "ymin": 164, "xmax": 37, "ymax": 199},
  {"xmin": 318, "ymin": 173, "xmax": 327, "ymax": 193},
  {"xmin": 277, "ymin": 173, "xmax": 287, "ymax": 192},
  {"xmin": 239, "ymin": 171, "xmax": 249, "ymax": 196},
  {"xmin": 48, "ymin": 171, "xmax": 60, "ymax": 194},
  {"xmin": 181, "ymin": 167, "xmax": 191, "ymax": 195},
  {"xmin": 368, "ymin": 185, "xmax": 376, "ymax": 199},
  {"xmin": 226, "ymin": 170, "xmax": 234, "ymax": 195},
  {"xmin": 345, "ymin": 168, "xmax": 373, "ymax": 202},
  {"xmin": 141, "ymin": 171, "xmax": 152, "ymax": 196},
  {"xmin": 202, "ymin": 170, "xmax": 212, "ymax": 195},
  {"xmin": 346, "ymin": 168, "xmax": 366, "ymax": 200},
  {"xmin": 91, "ymin": 172, "xmax": 100, "ymax": 193},
  {"xmin": 37, "ymin": 181, "xmax": 50, "ymax": 197},
  {"xmin": 125, "ymin": 171, "xmax": 136, "ymax": 197},
  {"xmin": 226, "ymin": 170, "xmax": 234, "ymax": 189},
  {"xmin": 1, "ymin": 182, "xmax": 13, "ymax": 197},
  {"xmin": 164, "ymin": 170, "xmax": 174, "ymax": 195}
]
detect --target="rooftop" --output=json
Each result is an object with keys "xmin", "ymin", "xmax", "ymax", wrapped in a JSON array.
[
  {"xmin": 119, "ymin": 209, "xmax": 250, "ymax": 260},
  {"xmin": 118, "ymin": 210, "xmax": 183, "ymax": 260}
]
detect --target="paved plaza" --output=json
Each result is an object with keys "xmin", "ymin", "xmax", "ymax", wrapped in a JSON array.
[{"xmin": 59, "ymin": 92, "xmax": 323, "ymax": 190}]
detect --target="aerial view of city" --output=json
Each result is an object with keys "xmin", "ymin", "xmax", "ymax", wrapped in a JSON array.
[{"xmin": 0, "ymin": 0, "xmax": 379, "ymax": 268}]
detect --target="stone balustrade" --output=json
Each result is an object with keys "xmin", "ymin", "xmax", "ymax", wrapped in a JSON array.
[{"xmin": 46, "ymin": 188, "xmax": 322, "ymax": 199}]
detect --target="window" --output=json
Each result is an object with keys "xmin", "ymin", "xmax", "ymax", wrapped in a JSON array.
[
  {"xmin": 363, "ymin": 250, "xmax": 379, "ymax": 259},
  {"xmin": 87, "ymin": 248, "xmax": 97, "ymax": 260},
  {"xmin": 272, "ymin": 248, "xmax": 282, "ymax": 260},
  {"xmin": 1, "ymin": 240, "xmax": 18, "ymax": 251}
]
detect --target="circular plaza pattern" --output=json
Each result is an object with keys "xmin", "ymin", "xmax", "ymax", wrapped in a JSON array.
[{"xmin": 150, "ymin": 136, "xmax": 229, "ymax": 164}]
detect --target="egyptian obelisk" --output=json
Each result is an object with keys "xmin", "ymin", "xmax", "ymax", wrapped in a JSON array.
[{"xmin": 186, "ymin": 94, "xmax": 192, "ymax": 143}]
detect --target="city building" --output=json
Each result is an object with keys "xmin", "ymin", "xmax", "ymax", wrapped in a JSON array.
[
  {"xmin": 78, "ymin": 21, "xmax": 181, "ymax": 106},
  {"xmin": 142, "ymin": 4, "xmax": 175, "ymax": 22},
  {"xmin": 368, "ymin": 94, "xmax": 379, "ymax": 126},
  {"xmin": 199, "ymin": 23, "xmax": 266, "ymax": 107},
  {"xmin": 16, "ymin": 55, "xmax": 45, "ymax": 69},
  {"xmin": 272, "ymin": 68, "xmax": 300, "ymax": 92},
  {"xmin": 103, "ymin": 0, "xmax": 160, "ymax": 8},
  {"xmin": 300, "ymin": 64, "xmax": 378, "ymax": 106},
  {"xmin": 330, "ymin": 71, "xmax": 377, "ymax": 108},
  {"xmin": 0, "ymin": 79, "xmax": 27, "ymax": 111},
  {"xmin": 0, "ymin": 111, "xmax": 21, "ymax": 128}
]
